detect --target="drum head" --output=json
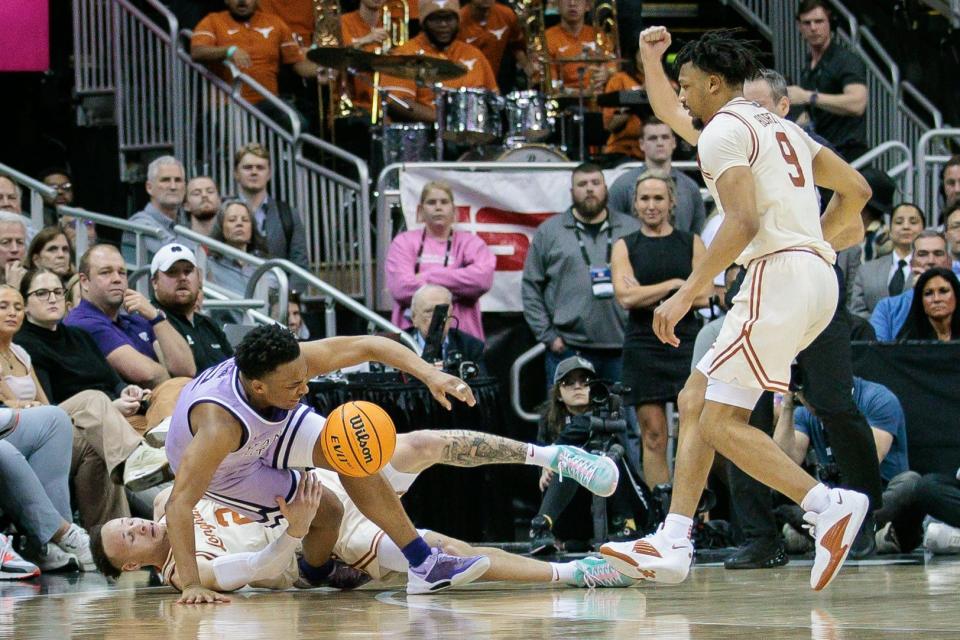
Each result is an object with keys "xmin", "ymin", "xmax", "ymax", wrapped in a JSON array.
[{"xmin": 496, "ymin": 144, "xmax": 569, "ymax": 162}]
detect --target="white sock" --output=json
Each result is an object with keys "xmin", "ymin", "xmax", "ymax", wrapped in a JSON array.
[
  {"xmin": 801, "ymin": 483, "xmax": 831, "ymax": 514},
  {"xmin": 663, "ymin": 514, "xmax": 694, "ymax": 540},
  {"xmin": 525, "ymin": 444, "xmax": 559, "ymax": 468},
  {"xmin": 550, "ymin": 561, "xmax": 576, "ymax": 583},
  {"xmin": 376, "ymin": 536, "xmax": 410, "ymax": 573}
]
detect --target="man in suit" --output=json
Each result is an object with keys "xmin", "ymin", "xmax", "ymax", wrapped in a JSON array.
[
  {"xmin": 407, "ymin": 284, "xmax": 486, "ymax": 375},
  {"xmin": 850, "ymin": 203, "xmax": 925, "ymax": 318}
]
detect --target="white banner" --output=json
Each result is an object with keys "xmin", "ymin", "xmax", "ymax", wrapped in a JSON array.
[{"xmin": 397, "ymin": 167, "xmax": 629, "ymax": 312}]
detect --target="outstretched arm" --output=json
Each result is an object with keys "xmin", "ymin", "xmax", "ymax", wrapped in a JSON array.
[
  {"xmin": 813, "ymin": 147, "xmax": 872, "ymax": 251},
  {"xmin": 637, "ymin": 26, "xmax": 700, "ymax": 146}
]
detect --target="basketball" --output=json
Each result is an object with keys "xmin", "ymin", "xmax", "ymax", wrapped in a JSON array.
[{"xmin": 320, "ymin": 401, "xmax": 397, "ymax": 477}]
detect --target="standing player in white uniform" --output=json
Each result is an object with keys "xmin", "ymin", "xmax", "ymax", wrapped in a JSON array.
[
  {"xmin": 92, "ymin": 430, "xmax": 632, "ymax": 590},
  {"xmin": 600, "ymin": 27, "xmax": 874, "ymax": 591}
]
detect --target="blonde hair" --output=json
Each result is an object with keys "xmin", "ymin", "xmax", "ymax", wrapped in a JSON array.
[
  {"xmin": 633, "ymin": 170, "xmax": 678, "ymax": 214},
  {"xmin": 419, "ymin": 181, "xmax": 455, "ymax": 205}
]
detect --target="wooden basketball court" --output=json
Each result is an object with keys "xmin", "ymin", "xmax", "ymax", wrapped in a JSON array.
[{"xmin": 3, "ymin": 555, "xmax": 957, "ymax": 639}]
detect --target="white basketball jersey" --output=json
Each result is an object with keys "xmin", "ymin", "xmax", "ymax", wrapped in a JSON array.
[
  {"xmin": 697, "ymin": 98, "xmax": 836, "ymax": 265},
  {"xmin": 160, "ymin": 500, "xmax": 297, "ymax": 589}
]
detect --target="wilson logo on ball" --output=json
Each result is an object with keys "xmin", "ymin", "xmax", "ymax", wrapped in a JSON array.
[
  {"xmin": 349, "ymin": 414, "xmax": 374, "ymax": 464},
  {"xmin": 321, "ymin": 401, "xmax": 397, "ymax": 477}
]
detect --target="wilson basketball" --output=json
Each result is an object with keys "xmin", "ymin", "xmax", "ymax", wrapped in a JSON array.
[{"xmin": 320, "ymin": 401, "xmax": 397, "ymax": 477}]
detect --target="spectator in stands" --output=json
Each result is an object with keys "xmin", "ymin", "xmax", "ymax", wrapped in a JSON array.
[
  {"xmin": 857, "ymin": 167, "xmax": 896, "ymax": 262},
  {"xmin": 258, "ymin": 0, "xmax": 314, "ymax": 46},
  {"xmin": 182, "ymin": 176, "xmax": 221, "ymax": 238},
  {"xmin": 0, "ymin": 176, "xmax": 22, "ymax": 214},
  {"xmin": 386, "ymin": 181, "xmax": 495, "ymax": 341},
  {"xmin": 25, "ymin": 226, "xmax": 74, "ymax": 282},
  {"xmin": 406, "ymin": 284, "xmax": 485, "ymax": 372},
  {"xmin": 942, "ymin": 202, "xmax": 960, "ymax": 275},
  {"xmin": 14, "ymin": 269, "xmax": 169, "ymax": 529},
  {"xmin": 231, "ymin": 143, "xmax": 308, "ymax": 270},
  {"xmin": 60, "ymin": 215, "xmax": 97, "ymax": 249},
  {"xmin": 190, "ymin": 0, "xmax": 320, "ymax": 120},
  {"xmin": 338, "ymin": 0, "xmax": 391, "ymax": 116},
  {"xmin": 850, "ymin": 203, "xmax": 925, "ymax": 318},
  {"xmin": 611, "ymin": 172, "xmax": 709, "ymax": 489},
  {"xmin": 64, "ymin": 244, "xmax": 196, "ymax": 388},
  {"xmin": 0, "ymin": 405, "xmax": 95, "ymax": 574},
  {"xmin": 38, "ymin": 168, "xmax": 73, "ymax": 228},
  {"xmin": 788, "ymin": 0, "xmax": 868, "ymax": 160},
  {"xmin": 0, "ymin": 212, "xmax": 28, "ymax": 290},
  {"xmin": 896, "ymin": 267, "xmax": 960, "ymax": 342},
  {"xmin": 121, "ymin": 156, "xmax": 187, "ymax": 263},
  {"xmin": 150, "ymin": 243, "xmax": 233, "ymax": 372},
  {"xmin": 600, "ymin": 49, "xmax": 646, "ymax": 163},
  {"xmin": 775, "ymin": 376, "xmax": 923, "ymax": 554},
  {"xmin": 607, "ymin": 118, "xmax": 706, "ymax": 234},
  {"xmin": 207, "ymin": 199, "xmax": 271, "ymax": 297},
  {"xmin": 544, "ymin": 0, "xmax": 614, "ymax": 93},
  {"xmin": 942, "ymin": 155, "xmax": 960, "ymax": 211},
  {"xmin": 458, "ymin": 0, "xmax": 535, "ymax": 85},
  {"xmin": 523, "ymin": 162, "xmax": 641, "ymax": 388},
  {"xmin": 871, "ymin": 231, "xmax": 953, "ymax": 341},
  {"xmin": 286, "ymin": 290, "xmax": 309, "ymax": 340},
  {"xmin": 382, "ymin": 0, "xmax": 499, "ymax": 124}
]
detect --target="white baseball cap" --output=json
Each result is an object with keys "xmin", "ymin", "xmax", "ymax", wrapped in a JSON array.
[{"xmin": 151, "ymin": 243, "xmax": 198, "ymax": 276}]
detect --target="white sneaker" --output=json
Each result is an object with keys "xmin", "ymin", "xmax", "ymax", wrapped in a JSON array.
[
  {"xmin": 874, "ymin": 521, "xmax": 901, "ymax": 554},
  {"xmin": 123, "ymin": 443, "xmax": 173, "ymax": 492},
  {"xmin": 143, "ymin": 417, "xmax": 170, "ymax": 448},
  {"xmin": 805, "ymin": 488, "xmax": 869, "ymax": 591},
  {"xmin": 599, "ymin": 525, "xmax": 693, "ymax": 584},
  {"xmin": 923, "ymin": 521, "xmax": 960, "ymax": 554},
  {"xmin": 0, "ymin": 534, "xmax": 40, "ymax": 580},
  {"xmin": 25, "ymin": 542, "xmax": 79, "ymax": 573},
  {"xmin": 56, "ymin": 524, "xmax": 95, "ymax": 572}
]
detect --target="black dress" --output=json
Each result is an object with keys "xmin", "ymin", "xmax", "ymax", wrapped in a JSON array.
[{"xmin": 620, "ymin": 229, "xmax": 701, "ymax": 405}]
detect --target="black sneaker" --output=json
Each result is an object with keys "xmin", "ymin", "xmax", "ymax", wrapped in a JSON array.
[
  {"xmin": 849, "ymin": 513, "xmax": 877, "ymax": 559},
  {"xmin": 529, "ymin": 515, "xmax": 557, "ymax": 556},
  {"xmin": 723, "ymin": 537, "xmax": 788, "ymax": 570}
]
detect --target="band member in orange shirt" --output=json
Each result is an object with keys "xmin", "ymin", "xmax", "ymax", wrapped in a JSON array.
[
  {"xmin": 383, "ymin": 0, "xmax": 498, "ymax": 124},
  {"xmin": 457, "ymin": 0, "xmax": 535, "ymax": 82},
  {"xmin": 340, "ymin": 0, "xmax": 393, "ymax": 112},
  {"xmin": 601, "ymin": 49, "xmax": 645, "ymax": 160},
  {"xmin": 544, "ymin": 0, "xmax": 614, "ymax": 93},
  {"xmin": 258, "ymin": 0, "xmax": 314, "ymax": 46}
]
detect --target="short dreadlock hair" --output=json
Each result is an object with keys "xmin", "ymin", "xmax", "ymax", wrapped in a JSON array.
[{"xmin": 674, "ymin": 29, "xmax": 763, "ymax": 89}]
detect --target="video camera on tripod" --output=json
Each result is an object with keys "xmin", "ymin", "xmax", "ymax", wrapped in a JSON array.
[{"xmin": 420, "ymin": 303, "xmax": 480, "ymax": 381}]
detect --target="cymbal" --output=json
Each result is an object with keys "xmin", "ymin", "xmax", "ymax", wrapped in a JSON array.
[
  {"xmin": 553, "ymin": 56, "xmax": 625, "ymax": 65},
  {"xmin": 371, "ymin": 54, "xmax": 468, "ymax": 82},
  {"xmin": 306, "ymin": 46, "xmax": 378, "ymax": 73}
]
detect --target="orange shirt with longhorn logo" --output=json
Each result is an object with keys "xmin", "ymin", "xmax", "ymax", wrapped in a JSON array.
[
  {"xmin": 382, "ymin": 33, "xmax": 498, "ymax": 112},
  {"xmin": 544, "ymin": 24, "xmax": 614, "ymax": 91},
  {"xmin": 191, "ymin": 11, "xmax": 304, "ymax": 104},
  {"xmin": 457, "ymin": 3, "xmax": 523, "ymax": 76},
  {"xmin": 258, "ymin": 0, "xmax": 314, "ymax": 45},
  {"xmin": 340, "ymin": 10, "xmax": 385, "ymax": 111}
]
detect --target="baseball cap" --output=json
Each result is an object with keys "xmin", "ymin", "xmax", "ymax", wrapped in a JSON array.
[
  {"xmin": 420, "ymin": 0, "xmax": 460, "ymax": 20},
  {"xmin": 553, "ymin": 356, "xmax": 596, "ymax": 385},
  {"xmin": 151, "ymin": 243, "xmax": 197, "ymax": 276},
  {"xmin": 859, "ymin": 167, "xmax": 896, "ymax": 217}
]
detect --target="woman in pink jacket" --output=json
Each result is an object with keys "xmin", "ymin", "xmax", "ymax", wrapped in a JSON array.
[{"xmin": 386, "ymin": 182, "xmax": 496, "ymax": 340}]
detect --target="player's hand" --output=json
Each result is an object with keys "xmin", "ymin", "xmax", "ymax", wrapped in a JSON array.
[
  {"xmin": 123, "ymin": 289, "xmax": 159, "ymax": 321},
  {"xmin": 638, "ymin": 26, "xmax": 672, "ymax": 62},
  {"xmin": 423, "ymin": 368, "xmax": 476, "ymax": 410},
  {"xmin": 177, "ymin": 585, "xmax": 230, "ymax": 604},
  {"xmin": 277, "ymin": 472, "xmax": 323, "ymax": 538},
  {"xmin": 653, "ymin": 287, "xmax": 694, "ymax": 347}
]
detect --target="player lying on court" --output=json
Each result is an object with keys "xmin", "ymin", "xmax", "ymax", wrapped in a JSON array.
[
  {"xmin": 159, "ymin": 325, "xmax": 506, "ymax": 604},
  {"xmin": 599, "ymin": 27, "xmax": 873, "ymax": 591},
  {"xmin": 91, "ymin": 429, "xmax": 635, "ymax": 591}
]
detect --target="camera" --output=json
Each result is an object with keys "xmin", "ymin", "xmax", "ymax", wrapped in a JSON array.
[{"xmin": 443, "ymin": 350, "xmax": 479, "ymax": 381}]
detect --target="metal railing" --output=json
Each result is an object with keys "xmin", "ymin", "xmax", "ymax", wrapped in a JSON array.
[
  {"xmin": 0, "ymin": 163, "xmax": 57, "ymax": 232},
  {"xmin": 511, "ymin": 343, "xmax": 546, "ymax": 423},
  {"xmin": 920, "ymin": 0, "xmax": 960, "ymax": 27},
  {"xmin": 916, "ymin": 128, "xmax": 960, "ymax": 225},
  {"xmin": 850, "ymin": 140, "xmax": 914, "ymax": 202},
  {"xmin": 73, "ymin": 0, "xmax": 115, "ymax": 98}
]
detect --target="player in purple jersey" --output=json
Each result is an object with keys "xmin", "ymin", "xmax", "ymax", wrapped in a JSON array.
[{"xmin": 163, "ymin": 325, "xmax": 490, "ymax": 604}]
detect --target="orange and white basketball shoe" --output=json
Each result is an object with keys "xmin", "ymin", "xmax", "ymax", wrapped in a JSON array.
[
  {"xmin": 805, "ymin": 488, "xmax": 869, "ymax": 591},
  {"xmin": 599, "ymin": 526, "xmax": 693, "ymax": 584}
]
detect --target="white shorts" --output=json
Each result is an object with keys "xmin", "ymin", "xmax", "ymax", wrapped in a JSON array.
[{"xmin": 697, "ymin": 249, "xmax": 837, "ymax": 400}]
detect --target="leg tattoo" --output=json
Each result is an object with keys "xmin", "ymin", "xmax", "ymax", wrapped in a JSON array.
[{"xmin": 436, "ymin": 430, "xmax": 528, "ymax": 467}]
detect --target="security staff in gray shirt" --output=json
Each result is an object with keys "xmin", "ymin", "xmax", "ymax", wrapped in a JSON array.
[
  {"xmin": 607, "ymin": 118, "xmax": 706, "ymax": 234},
  {"xmin": 522, "ymin": 162, "xmax": 642, "ymax": 390}
]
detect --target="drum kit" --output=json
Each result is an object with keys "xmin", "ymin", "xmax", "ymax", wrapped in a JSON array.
[{"xmin": 307, "ymin": 46, "xmax": 646, "ymax": 165}]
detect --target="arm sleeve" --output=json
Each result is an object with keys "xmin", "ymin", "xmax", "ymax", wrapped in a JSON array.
[
  {"xmin": 793, "ymin": 407, "xmax": 813, "ymax": 437},
  {"xmin": 870, "ymin": 299, "xmax": 893, "ymax": 341},
  {"xmin": 697, "ymin": 117, "xmax": 753, "ymax": 182},
  {"xmin": 422, "ymin": 235, "xmax": 496, "ymax": 300},
  {"xmin": 279, "ymin": 19, "xmax": 306, "ymax": 64},
  {"xmin": 191, "ymin": 15, "xmax": 217, "ymax": 47},
  {"xmin": 848, "ymin": 268, "xmax": 871, "ymax": 319},
  {"xmin": 209, "ymin": 532, "xmax": 301, "ymax": 591},
  {"xmin": 384, "ymin": 232, "xmax": 424, "ymax": 306},
  {"xmin": 521, "ymin": 230, "xmax": 557, "ymax": 344},
  {"xmin": 838, "ymin": 52, "xmax": 867, "ymax": 88}
]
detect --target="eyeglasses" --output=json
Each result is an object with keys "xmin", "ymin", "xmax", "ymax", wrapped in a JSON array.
[
  {"xmin": 27, "ymin": 288, "xmax": 66, "ymax": 301},
  {"xmin": 560, "ymin": 376, "xmax": 593, "ymax": 388}
]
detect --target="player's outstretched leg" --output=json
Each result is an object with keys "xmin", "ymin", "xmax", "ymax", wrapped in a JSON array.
[{"xmin": 392, "ymin": 430, "xmax": 619, "ymax": 497}]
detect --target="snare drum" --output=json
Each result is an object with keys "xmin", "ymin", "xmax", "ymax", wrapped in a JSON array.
[
  {"xmin": 382, "ymin": 123, "xmax": 434, "ymax": 165},
  {"xmin": 442, "ymin": 88, "xmax": 503, "ymax": 144},
  {"xmin": 504, "ymin": 90, "xmax": 553, "ymax": 142},
  {"xmin": 496, "ymin": 143, "xmax": 569, "ymax": 162}
]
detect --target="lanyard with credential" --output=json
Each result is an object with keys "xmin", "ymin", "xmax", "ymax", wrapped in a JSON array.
[
  {"xmin": 573, "ymin": 220, "xmax": 613, "ymax": 267},
  {"xmin": 414, "ymin": 229, "xmax": 453, "ymax": 275}
]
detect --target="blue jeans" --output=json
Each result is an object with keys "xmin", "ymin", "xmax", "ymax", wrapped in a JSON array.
[{"xmin": 0, "ymin": 406, "xmax": 74, "ymax": 546}]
